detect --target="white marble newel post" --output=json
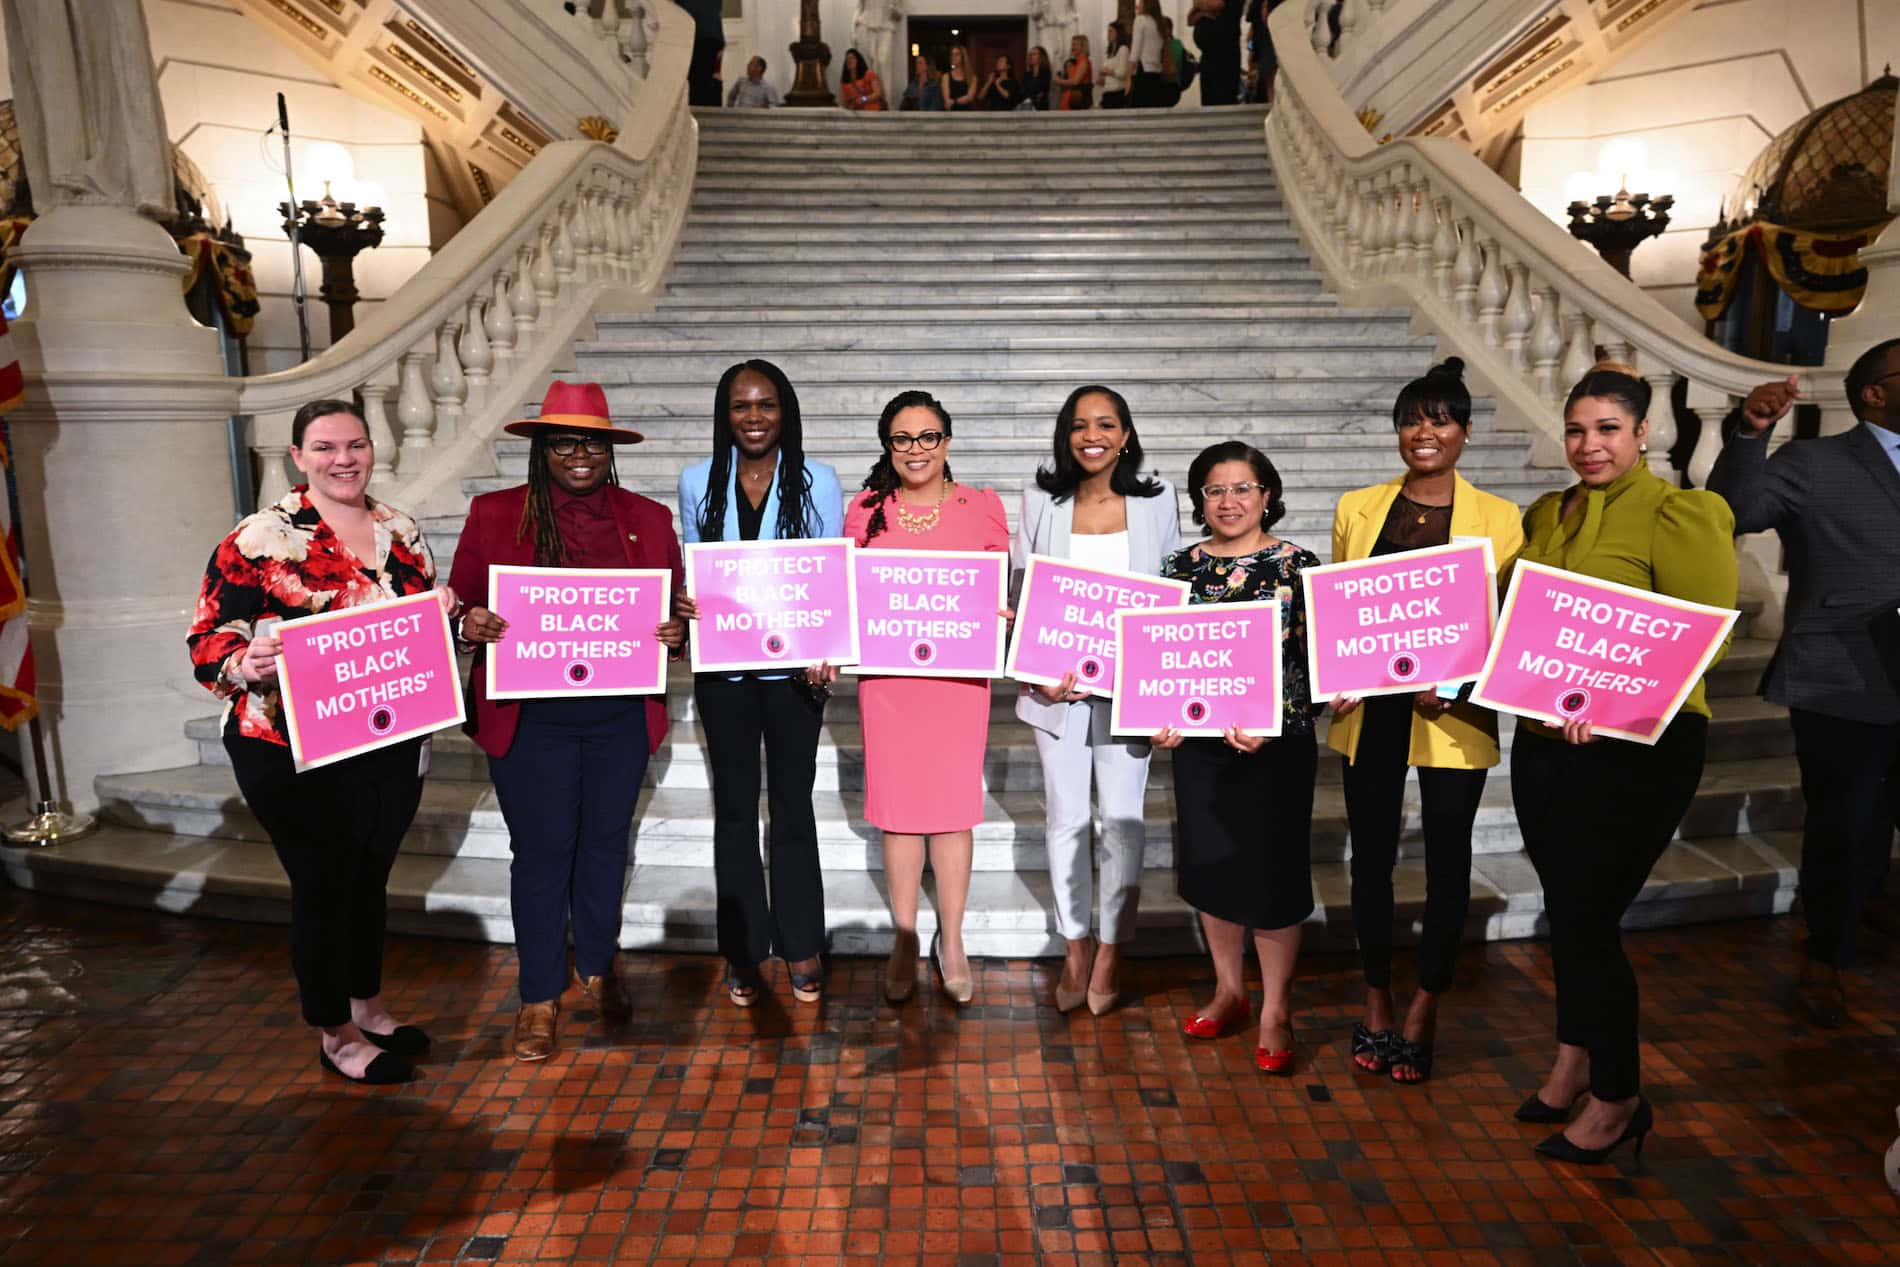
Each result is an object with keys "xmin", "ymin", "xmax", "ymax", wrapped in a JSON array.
[{"xmin": 2, "ymin": 0, "xmax": 237, "ymax": 809}]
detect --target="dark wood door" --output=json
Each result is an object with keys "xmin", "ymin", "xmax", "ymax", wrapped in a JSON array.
[{"xmin": 906, "ymin": 16, "xmax": 1029, "ymax": 104}]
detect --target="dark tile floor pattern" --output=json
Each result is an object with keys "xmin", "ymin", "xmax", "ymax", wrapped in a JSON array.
[{"xmin": 1, "ymin": 888, "xmax": 1896, "ymax": 1266}]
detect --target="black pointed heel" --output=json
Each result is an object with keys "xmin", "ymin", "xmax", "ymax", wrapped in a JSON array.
[
  {"xmin": 319, "ymin": 1048, "xmax": 413, "ymax": 1085},
  {"xmin": 1535, "ymin": 1097, "xmax": 1652, "ymax": 1165},
  {"xmin": 1514, "ymin": 1090, "xmax": 1583, "ymax": 1124}
]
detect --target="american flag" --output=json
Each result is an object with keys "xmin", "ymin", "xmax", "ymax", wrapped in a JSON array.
[{"xmin": 0, "ymin": 310, "xmax": 35, "ymax": 730}]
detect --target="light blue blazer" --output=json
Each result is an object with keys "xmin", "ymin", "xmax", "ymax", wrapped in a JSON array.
[
  {"xmin": 678, "ymin": 453, "xmax": 845, "ymax": 680},
  {"xmin": 678, "ymin": 453, "xmax": 844, "ymax": 545},
  {"xmin": 1011, "ymin": 477, "xmax": 1180, "ymax": 738}
]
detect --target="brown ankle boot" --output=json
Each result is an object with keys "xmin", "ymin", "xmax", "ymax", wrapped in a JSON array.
[
  {"xmin": 572, "ymin": 966, "xmax": 632, "ymax": 1023},
  {"xmin": 513, "ymin": 1000, "xmax": 559, "ymax": 1060}
]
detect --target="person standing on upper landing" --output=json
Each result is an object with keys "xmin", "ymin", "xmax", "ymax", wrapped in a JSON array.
[
  {"xmin": 1706, "ymin": 342, "xmax": 1900, "ymax": 1032},
  {"xmin": 676, "ymin": 361, "xmax": 844, "ymax": 1009}
]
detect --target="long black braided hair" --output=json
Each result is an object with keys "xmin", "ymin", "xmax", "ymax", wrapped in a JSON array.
[
  {"xmin": 516, "ymin": 430, "xmax": 622, "ymax": 565},
  {"xmin": 859, "ymin": 390, "xmax": 954, "ymax": 544},
  {"xmin": 696, "ymin": 359, "xmax": 821, "ymax": 543}
]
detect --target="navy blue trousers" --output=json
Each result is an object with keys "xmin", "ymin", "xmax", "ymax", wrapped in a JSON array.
[{"xmin": 488, "ymin": 697, "xmax": 650, "ymax": 1005}]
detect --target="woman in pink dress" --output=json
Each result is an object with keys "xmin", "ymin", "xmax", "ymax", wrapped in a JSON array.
[{"xmin": 837, "ymin": 391, "xmax": 1008, "ymax": 1006}]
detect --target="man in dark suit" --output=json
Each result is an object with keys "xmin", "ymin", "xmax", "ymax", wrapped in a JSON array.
[{"xmin": 1709, "ymin": 337, "xmax": 1900, "ymax": 1028}]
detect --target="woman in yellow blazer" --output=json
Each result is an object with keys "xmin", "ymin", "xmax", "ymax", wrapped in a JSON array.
[{"xmin": 1329, "ymin": 359, "xmax": 1524, "ymax": 1084}]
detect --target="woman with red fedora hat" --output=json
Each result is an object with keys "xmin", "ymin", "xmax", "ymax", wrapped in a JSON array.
[{"xmin": 450, "ymin": 381, "xmax": 687, "ymax": 1062}]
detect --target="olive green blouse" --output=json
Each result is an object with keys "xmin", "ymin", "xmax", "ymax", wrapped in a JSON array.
[{"xmin": 1517, "ymin": 465, "xmax": 1738, "ymax": 723}]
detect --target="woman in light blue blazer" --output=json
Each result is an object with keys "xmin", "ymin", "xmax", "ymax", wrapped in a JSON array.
[
  {"xmin": 1014, "ymin": 385, "xmax": 1179, "ymax": 1014},
  {"xmin": 677, "ymin": 360, "xmax": 844, "ymax": 1007}
]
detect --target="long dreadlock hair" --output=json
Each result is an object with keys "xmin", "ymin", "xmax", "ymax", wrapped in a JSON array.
[
  {"xmin": 859, "ymin": 390, "xmax": 954, "ymax": 545},
  {"xmin": 696, "ymin": 359, "xmax": 821, "ymax": 543},
  {"xmin": 516, "ymin": 430, "xmax": 622, "ymax": 565}
]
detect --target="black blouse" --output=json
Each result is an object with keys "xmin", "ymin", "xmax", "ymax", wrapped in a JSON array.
[{"xmin": 736, "ymin": 477, "xmax": 772, "ymax": 542}]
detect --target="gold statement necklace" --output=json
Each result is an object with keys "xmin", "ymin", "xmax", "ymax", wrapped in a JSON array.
[{"xmin": 895, "ymin": 482, "xmax": 952, "ymax": 534}]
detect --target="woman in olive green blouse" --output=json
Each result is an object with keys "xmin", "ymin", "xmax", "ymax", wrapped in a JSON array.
[{"xmin": 1510, "ymin": 364, "xmax": 1736, "ymax": 1166}]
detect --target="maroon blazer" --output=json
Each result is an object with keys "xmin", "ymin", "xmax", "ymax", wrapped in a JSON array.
[{"xmin": 448, "ymin": 484, "xmax": 684, "ymax": 759}]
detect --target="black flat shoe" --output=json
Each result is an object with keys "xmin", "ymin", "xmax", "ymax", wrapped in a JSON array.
[
  {"xmin": 1514, "ymin": 1090, "xmax": 1583, "ymax": 1124},
  {"xmin": 319, "ymin": 1048, "xmax": 413, "ymax": 1085},
  {"xmin": 1535, "ymin": 1098, "xmax": 1652, "ymax": 1165},
  {"xmin": 361, "ymin": 1024, "xmax": 430, "ymax": 1059}
]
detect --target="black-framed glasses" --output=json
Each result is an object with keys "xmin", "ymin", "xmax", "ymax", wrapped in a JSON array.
[
  {"xmin": 547, "ymin": 435, "xmax": 611, "ymax": 456},
  {"xmin": 888, "ymin": 431, "xmax": 947, "ymax": 452},
  {"xmin": 1200, "ymin": 481, "xmax": 1267, "ymax": 500}
]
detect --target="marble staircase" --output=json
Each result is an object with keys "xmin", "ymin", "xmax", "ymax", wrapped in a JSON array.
[{"xmin": 8, "ymin": 108, "xmax": 1811, "ymax": 959}]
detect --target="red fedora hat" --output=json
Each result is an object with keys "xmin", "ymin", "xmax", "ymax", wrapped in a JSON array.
[{"xmin": 504, "ymin": 381, "xmax": 644, "ymax": 443}]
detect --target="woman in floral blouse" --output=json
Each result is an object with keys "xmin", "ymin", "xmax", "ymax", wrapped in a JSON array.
[
  {"xmin": 1152, "ymin": 441, "xmax": 1321, "ymax": 1077},
  {"xmin": 187, "ymin": 399, "xmax": 452, "ymax": 1086}
]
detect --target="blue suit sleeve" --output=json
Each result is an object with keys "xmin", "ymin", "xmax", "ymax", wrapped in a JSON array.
[
  {"xmin": 678, "ymin": 467, "xmax": 702, "ymax": 544},
  {"xmin": 812, "ymin": 463, "xmax": 845, "ymax": 538}
]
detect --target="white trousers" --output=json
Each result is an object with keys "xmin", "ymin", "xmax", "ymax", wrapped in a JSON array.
[{"xmin": 1033, "ymin": 697, "xmax": 1152, "ymax": 943}]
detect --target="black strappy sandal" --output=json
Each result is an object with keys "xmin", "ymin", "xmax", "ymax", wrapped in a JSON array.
[
  {"xmin": 1351, "ymin": 1022, "xmax": 1397, "ymax": 1074},
  {"xmin": 725, "ymin": 964, "xmax": 762, "ymax": 1008},
  {"xmin": 1388, "ymin": 1034, "xmax": 1435, "ymax": 1084}
]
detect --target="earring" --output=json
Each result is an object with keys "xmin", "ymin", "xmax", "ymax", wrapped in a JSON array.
[{"xmin": 1639, "ymin": 443, "xmax": 1649, "ymax": 454}]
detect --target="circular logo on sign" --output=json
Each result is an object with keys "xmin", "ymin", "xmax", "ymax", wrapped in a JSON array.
[
  {"xmin": 908, "ymin": 639, "xmax": 936, "ymax": 666},
  {"xmin": 1557, "ymin": 688, "xmax": 1591, "ymax": 718},
  {"xmin": 566, "ymin": 660, "xmax": 594, "ymax": 686},
  {"xmin": 761, "ymin": 632, "xmax": 789, "ymax": 659},
  {"xmin": 1077, "ymin": 657, "xmax": 1104, "ymax": 684},
  {"xmin": 1387, "ymin": 652, "xmax": 1420, "ymax": 682},
  {"xmin": 1182, "ymin": 698, "xmax": 1210, "ymax": 725},
  {"xmin": 368, "ymin": 706, "xmax": 397, "ymax": 736}
]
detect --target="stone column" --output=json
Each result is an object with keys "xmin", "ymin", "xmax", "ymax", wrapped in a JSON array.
[
  {"xmin": 785, "ymin": 0, "xmax": 835, "ymax": 107},
  {"xmin": 4, "ymin": 0, "xmax": 237, "ymax": 810}
]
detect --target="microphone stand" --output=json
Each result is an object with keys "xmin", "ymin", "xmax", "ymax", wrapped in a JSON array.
[{"xmin": 277, "ymin": 92, "xmax": 313, "ymax": 363}]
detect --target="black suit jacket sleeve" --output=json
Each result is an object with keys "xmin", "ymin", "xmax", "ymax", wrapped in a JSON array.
[{"xmin": 1707, "ymin": 425, "xmax": 1801, "ymax": 536}]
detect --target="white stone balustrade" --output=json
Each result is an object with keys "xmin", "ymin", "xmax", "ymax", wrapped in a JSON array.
[{"xmin": 235, "ymin": 79, "xmax": 698, "ymax": 521}]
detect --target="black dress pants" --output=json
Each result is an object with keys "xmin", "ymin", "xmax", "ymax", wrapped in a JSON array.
[
  {"xmin": 1341, "ymin": 694, "xmax": 1487, "ymax": 994},
  {"xmin": 1789, "ymin": 707, "xmax": 1900, "ymax": 969},
  {"xmin": 488, "ymin": 697, "xmax": 649, "ymax": 1005},
  {"xmin": 695, "ymin": 675, "xmax": 828, "ymax": 965},
  {"xmin": 1513, "ymin": 714, "xmax": 1707, "ymax": 1102},
  {"xmin": 225, "ymin": 721, "xmax": 424, "ymax": 1027}
]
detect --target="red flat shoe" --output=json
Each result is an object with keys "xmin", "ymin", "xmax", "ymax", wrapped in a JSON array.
[
  {"xmin": 1181, "ymin": 999, "xmax": 1252, "ymax": 1040},
  {"xmin": 1255, "ymin": 1045, "xmax": 1296, "ymax": 1076}
]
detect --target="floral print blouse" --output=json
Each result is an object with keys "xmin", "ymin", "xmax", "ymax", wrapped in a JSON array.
[
  {"xmin": 187, "ymin": 487, "xmax": 437, "ymax": 747},
  {"xmin": 1162, "ymin": 538, "xmax": 1322, "ymax": 737}
]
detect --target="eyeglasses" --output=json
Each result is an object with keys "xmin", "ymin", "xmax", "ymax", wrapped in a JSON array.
[
  {"xmin": 888, "ymin": 431, "xmax": 947, "ymax": 452},
  {"xmin": 547, "ymin": 436, "xmax": 611, "ymax": 457},
  {"xmin": 1200, "ymin": 482, "xmax": 1267, "ymax": 500}
]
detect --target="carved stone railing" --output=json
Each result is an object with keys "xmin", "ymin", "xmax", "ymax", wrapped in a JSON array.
[
  {"xmin": 1265, "ymin": 1, "xmax": 1847, "ymax": 490},
  {"xmin": 234, "ymin": 5, "xmax": 694, "ymax": 521}
]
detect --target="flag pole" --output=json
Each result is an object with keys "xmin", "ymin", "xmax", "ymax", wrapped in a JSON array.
[{"xmin": 3, "ymin": 713, "xmax": 96, "ymax": 847}]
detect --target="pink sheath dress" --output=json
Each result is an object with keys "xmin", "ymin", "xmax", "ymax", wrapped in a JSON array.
[{"xmin": 846, "ymin": 485, "xmax": 1009, "ymax": 834}]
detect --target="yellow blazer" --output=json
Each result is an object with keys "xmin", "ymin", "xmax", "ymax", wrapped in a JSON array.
[{"xmin": 1326, "ymin": 472, "xmax": 1525, "ymax": 770}]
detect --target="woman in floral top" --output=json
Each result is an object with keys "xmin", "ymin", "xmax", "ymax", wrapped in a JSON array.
[
  {"xmin": 1153, "ymin": 441, "xmax": 1321, "ymax": 1076},
  {"xmin": 187, "ymin": 399, "xmax": 451, "ymax": 1086}
]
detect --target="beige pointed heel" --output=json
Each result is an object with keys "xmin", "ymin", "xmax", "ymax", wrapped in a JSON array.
[
  {"xmin": 884, "ymin": 930, "xmax": 918, "ymax": 1004},
  {"xmin": 1087, "ymin": 989, "xmax": 1118, "ymax": 1016},
  {"xmin": 1054, "ymin": 983, "xmax": 1087, "ymax": 1013}
]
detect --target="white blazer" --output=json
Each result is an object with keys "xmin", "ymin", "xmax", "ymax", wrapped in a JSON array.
[{"xmin": 1012, "ymin": 478, "xmax": 1180, "ymax": 737}]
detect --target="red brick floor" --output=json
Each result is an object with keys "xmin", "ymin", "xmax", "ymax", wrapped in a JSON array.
[{"xmin": 1, "ymin": 888, "xmax": 1896, "ymax": 1266}]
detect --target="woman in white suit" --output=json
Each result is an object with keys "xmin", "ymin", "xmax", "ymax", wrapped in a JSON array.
[
  {"xmin": 677, "ymin": 360, "xmax": 845, "ymax": 1007},
  {"xmin": 1015, "ymin": 385, "xmax": 1180, "ymax": 1014}
]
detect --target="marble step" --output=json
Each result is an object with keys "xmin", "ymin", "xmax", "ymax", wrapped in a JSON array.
[
  {"xmin": 688, "ymin": 184, "xmax": 1280, "ymax": 211},
  {"xmin": 586, "ymin": 313, "xmax": 1417, "ymax": 345},
  {"xmin": 664, "ymin": 259, "xmax": 1316, "ymax": 285},
  {"xmin": 1, "ymin": 821, "xmax": 1805, "ymax": 958},
  {"xmin": 674, "ymin": 222, "xmax": 1301, "ymax": 246},
  {"xmin": 670, "ymin": 242, "xmax": 1313, "ymax": 266},
  {"xmin": 700, "ymin": 145, "xmax": 1271, "ymax": 168},
  {"xmin": 93, "ymin": 748, "xmax": 1803, "ymax": 871},
  {"xmin": 534, "ymin": 409, "xmax": 1502, "ymax": 442},
  {"xmin": 575, "ymin": 326, "xmax": 1429, "ymax": 355},
  {"xmin": 568, "ymin": 346, "xmax": 1432, "ymax": 381},
  {"xmin": 692, "ymin": 122, "xmax": 1271, "ymax": 147},
  {"xmin": 692, "ymin": 105, "xmax": 1269, "ymax": 135},
  {"xmin": 653, "ymin": 279, "xmax": 1329, "ymax": 305},
  {"xmin": 586, "ymin": 373, "xmax": 1444, "ymax": 412},
  {"xmin": 683, "ymin": 207, "xmax": 1289, "ymax": 228},
  {"xmin": 181, "ymin": 692, "xmax": 1794, "ymax": 796}
]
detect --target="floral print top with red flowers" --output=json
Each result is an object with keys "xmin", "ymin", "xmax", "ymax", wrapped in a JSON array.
[
  {"xmin": 187, "ymin": 487, "xmax": 437, "ymax": 747},
  {"xmin": 1163, "ymin": 539, "xmax": 1322, "ymax": 737}
]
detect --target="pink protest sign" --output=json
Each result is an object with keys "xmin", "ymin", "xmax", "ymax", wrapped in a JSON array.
[
  {"xmin": 485, "ymin": 566, "xmax": 671, "ymax": 699},
  {"xmin": 1111, "ymin": 602, "xmax": 1282, "ymax": 737},
  {"xmin": 848, "ymin": 549, "xmax": 1008, "ymax": 677},
  {"xmin": 686, "ymin": 538, "xmax": 860, "ymax": 673},
  {"xmin": 1004, "ymin": 556, "xmax": 1191, "ymax": 697},
  {"xmin": 275, "ymin": 590, "xmax": 465, "ymax": 772},
  {"xmin": 1471, "ymin": 561, "xmax": 1738, "ymax": 744},
  {"xmin": 1303, "ymin": 540, "xmax": 1498, "ymax": 699}
]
